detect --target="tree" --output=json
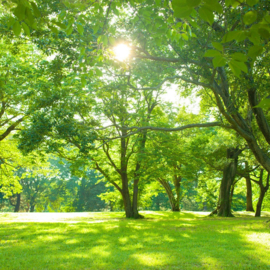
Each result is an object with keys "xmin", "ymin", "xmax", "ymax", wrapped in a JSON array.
[
  {"xmin": 102, "ymin": 0, "xmax": 270, "ymax": 216},
  {"xmin": 238, "ymin": 163, "xmax": 269, "ymax": 217},
  {"xmin": 2, "ymin": 0, "xmax": 270, "ymax": 218}
]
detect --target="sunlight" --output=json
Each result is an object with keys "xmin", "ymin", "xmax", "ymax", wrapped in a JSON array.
[{"xmin": 113, "ymin": 43, "xmax": 131, "ymax": 61}]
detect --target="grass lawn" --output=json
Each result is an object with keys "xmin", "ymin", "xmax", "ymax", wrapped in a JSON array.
[{"xmin": 0, "ymin": 211, "xmax": 270, "ymax": 270}]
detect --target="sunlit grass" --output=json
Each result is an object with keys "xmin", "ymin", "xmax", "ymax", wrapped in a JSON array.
[{"xmin": 0, "ymin": 211, "xmax": 269, "ymax": 269}]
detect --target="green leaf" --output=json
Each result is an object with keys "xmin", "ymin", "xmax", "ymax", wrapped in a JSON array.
[
  {"xmin": 108, "ymin": 36, "xmax": 115, "ymax": 45},
  {"xmin": 172, "ymin": 0, "xmax": 193, "ymax": 18},
  {"xmin": 204, "ymin": 50, "xmax": 222, "ymax": 57},
  {"xmin": 235, "ymin": 31, "xmax": 247, "ymax": 42},
  {"xmin": 198, "ymin": 6, "xmax": 214, "ymax": 25},
  {"xmin": 25, "ymin": 7, "xmax": 34, "ymax": 26},
  {"xmin": 68, "ymin": 17, "xmax": 75, "ymax": 28},
  {"xmin": 93, "ymin": 24, "xmax": 99, "ymax": 34},
  {"xmin": 243, "ymin": 11, "xmax": 257, "ymax": 25},
  {"xmin": 231, "ymin": 0, "xmax": 243, "ymax": 7},
  {"xmin": 77, "ymin": 24, "xmax": 84, "ymax": 35},
  {"xmin": 222, "ymin": 31, "xmax": 239, "ymax": 43},
  {"xmin": 246, "ymin": 0, "xmax": 258, "ymax": 6},
  {"xmin": 225, "ymin": 0, "xmax": 232, "ymax": 6},
  {"xmin": 187, "ymin": 0, "xmax": 201, "ymax": 8},
  {"xmin": 255, "ymin": 97, "xmax": 270, "ymax": 109},
  {"xmin": 248, "ymin": 45, "xmax": 263, "ymax": 59},
  {"xmin": 48, "ymin": 25, "xmax": 59, "ymax": 34},
  {"xmin": 204, "ymin": 0, "xmax": 223, "ymax": 13},
  {"xmin": 7, "ymin": 16, "xmax": 15, "ymax": 28},
  {"xmin": 248, "ymin": 29, "xmax": 261, "ymax": 45},
  {"xmin": 229, "ymin": 61, "xmax": 241, "ymax": 78},
  {"xmin": 231, "ymin": 52, "xmax": 247, "ymax": 62},
  {"xmin": 22, "ymin": 22, "xmax": 30, "ymax": 36},
  {"xmin": 30, "ymin": 2, "xmax": 41, "ymax": 17},
  {"xmin": 258, "ymin": 28, "xmax": 270, "ymax": 39},
  {"xmin": 65, "ymin": 25, "xmax": 73, "ymax": 35},
  {"xmin": 12, "ymin": 21, "xmax": 21, "ymax": 36},
  {"xmin": 212, "ymin": 42, "xmax": 223, "ymax": 51},
  {"xmin": 59, "ymin": 10, "xmax": 66, "ymax": 20},
  {"xmin": 229, "ymin": 59, "xmax": 247, "ymax": 73},
  {"xmin": 181, "ymin": 33, "xmax": 189, "ymax": 40},
  {"xmin": 96, "ymin": 69, "xmax": 103, "ymax": 77},
  {"xmin": 81, "ymin": 77, "xmax": 86, "ymax": 87},
  {"xmin": 101, "ymin": 35, "xmax": 108, "ymax": 46},
  {"xmin": 212, "ymin": 55, "xmax": 226, "ymax": 67},
  {"xmin": 53, "ymin": 21, "xmax": 66, "ymax": 29},
  {"xmin": 80, "ymin": 47, "xmax": 86, "ymax": 55},
  {"xmin": 13, "ymin": 4, "xmax": 26, "ymax": 21},
  {"xmin": 263, "ymin": 15, "xmax": 270, "ymax": 24}
]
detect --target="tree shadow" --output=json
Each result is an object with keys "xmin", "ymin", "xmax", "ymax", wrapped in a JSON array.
[{"xmin": 0, "ymin": 216, "xmax": 269, "ymax": 269}]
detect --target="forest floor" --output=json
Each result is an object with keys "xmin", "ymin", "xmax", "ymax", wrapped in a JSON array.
[{"xmin": 0, "ymin": 211, "xmax": 269, "ymax": 269}]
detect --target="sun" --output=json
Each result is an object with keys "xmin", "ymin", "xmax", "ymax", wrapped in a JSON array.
[{"xmin": 113, "ymin": 43, "xmax": 131, "ymax": 61}]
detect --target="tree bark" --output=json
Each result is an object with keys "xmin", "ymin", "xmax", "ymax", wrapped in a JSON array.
[
  {"xmin": 158, "ymin": 178, "xmax": 180, "ymax": 212},
  {"xmin": 255, "ymin": 170, "xmax": 269, "ymax": 217},
  {"xmin": 132, "ymin": 178, "xmax": 140, "ymax": 218},
  {"xmin": 121, "ymin": 173, "xmax": 133, "ymax": 218},
  {"xmin": 255, "ymin": 188, "xmax": 266, "ymax": 217},
  {"xmin": 77, "ymin": 178, "xmax": 86, "ymax": 212},
  {"xmin": 217, "ymin": 148, "xmax": 241, "ymax": 217},
  {"xmin": 131, "ymin": 132, "xmax": 147, "ymax": 219},
  {"xmin": 246, "ymin": 177, "xmax": 255, "ymax": 212},
  {"xmin": 30, "ymin": 204, "xmax": 35, "ymax": 212},
  {"xmin": 211, "ymin": 72, "xmax": 270, "ymax": 174},
  {"xmin": 14, "ymin": 193, "xmax": 21, "ymax": 212},
  {"xmin": 173, "ymin": 174, "xmax": 181, "ymax": 211}
]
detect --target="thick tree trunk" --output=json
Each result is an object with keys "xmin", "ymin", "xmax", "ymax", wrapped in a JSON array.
[
  {"xmin": 230, "ymin": 182, "xmax": 235, "ymax": 207},
  {"xmin": 121, "ymin": 173, "xmax": 134, "ymax": 218},
  {"xmin": 212, "ymin": 73, "xmax": 270, "ymax": 174},
  {"xmin": 217, "ymin": 148, "xmax": 241, "ymax": 217},
  {"xmin": 246, "ymin": 177, "xmax": 255, "ymax": 212},
  {"xmin": 14, "ymin": 193, "xmax": 21, "ymax": 212},
  {"xmin": 131, "ymin": 132, "xmax": 147, "ymax": 219},
  {"xmin": 132, "ymin": 179, "xmax": 140, "ymax": 218}
]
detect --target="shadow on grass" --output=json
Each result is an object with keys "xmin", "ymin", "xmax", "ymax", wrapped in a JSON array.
[{"xmin": 1, "ymin": 215, "xmax": 270, "ymax": 270}]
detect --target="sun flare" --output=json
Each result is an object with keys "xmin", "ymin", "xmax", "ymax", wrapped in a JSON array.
[{"xmin": 113, "ymin": 44, "xmax": 131, "ymax": 61}]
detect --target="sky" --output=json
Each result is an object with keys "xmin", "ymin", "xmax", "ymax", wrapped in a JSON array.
[{"xmin": 162, "ymin": 84, "xmax": 201, "ymax": 114}]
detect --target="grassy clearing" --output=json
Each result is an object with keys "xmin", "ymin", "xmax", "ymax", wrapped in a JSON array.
[{"xmin": 0, "ymin": 211, "xmax": 270, "ymax": 270}]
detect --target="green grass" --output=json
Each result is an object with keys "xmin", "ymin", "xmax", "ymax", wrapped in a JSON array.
[{"xmin": 0, "ymin": 211, "xmax": 270, "ymax": 270}]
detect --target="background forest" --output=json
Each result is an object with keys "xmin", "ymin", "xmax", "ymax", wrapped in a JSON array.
[{"xmin": 0, "ymin": 0, "xmax": 270, "ymax": 218}]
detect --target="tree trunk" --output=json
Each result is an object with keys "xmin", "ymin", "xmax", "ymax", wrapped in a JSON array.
[
  {"xmin": 30, "ymin": 204, "xmax": 35, "ymax": 212},
  {"xmin": 230, "ymin": 182, "xmax": 235, "ymax": 207},
  {"xmin": 217, "ymin": 148, "xmax": 241, "ymax": 217},
  {"xmin": 246, "ymin": 177, "xmax": 255, "ymax": 212},
  {"xmin": 132, "ymin": 179, "xmax": 140, "ymax": 218},
  {"xmin": 173, "ymin": 174, "xmax": 181, "ymax": 211},
  {"xmin": 255, "ymin": 171, "xmax": 269, "ymax": 217},
  {"xmin": 77, "ymin": 178, "xmax": 86, "ymax": 212},
  {"xmin": 14, "ymin": 193, "xmax": 21, "ymax": 212},
  {"xmin": 131, "ymin": 132, "xmax": 147, "ymax": 219},
  {"xmin": 158, "ymin": 178, "xmax": 180, "ymax": 212},
  {"xmin": 121, "ymin": 173, "xmax": 134, "ymax": 218},
  {"xmin": 255, "ymin": 187, "xmax": 266, "ymax": 217}
]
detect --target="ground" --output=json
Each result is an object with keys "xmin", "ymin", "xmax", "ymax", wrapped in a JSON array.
[{"xmin": 0, "ymin": 211, "xmax": 270, "ymax": 269}]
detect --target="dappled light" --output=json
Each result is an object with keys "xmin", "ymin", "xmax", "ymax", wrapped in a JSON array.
[
  {"xmin": 1, "ymin": 0, "xmax": 270, "ymax": 269},
  {"xmin": 1, "ymin": 212, "xmax": 270, "ymax": 269}
]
